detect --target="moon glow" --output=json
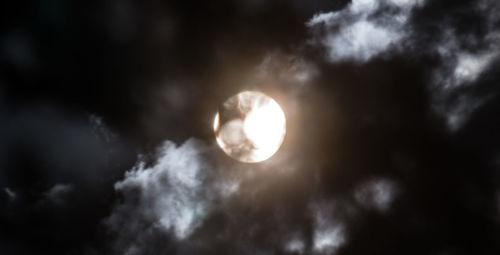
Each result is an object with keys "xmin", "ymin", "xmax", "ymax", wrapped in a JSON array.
[{"xmin": 214, "ymin": 91, "xmax": 286, "ymax": 163}]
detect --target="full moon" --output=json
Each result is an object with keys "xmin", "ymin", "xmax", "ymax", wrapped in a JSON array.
[{"xmin": 214, "ymin": 91, "xmax": 286, "ymax": 163}]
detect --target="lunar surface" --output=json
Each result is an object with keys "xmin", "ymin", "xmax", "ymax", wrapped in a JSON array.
[{"xmin": 214, "ymin": 91, "xmax": 286, "ymax": 163}]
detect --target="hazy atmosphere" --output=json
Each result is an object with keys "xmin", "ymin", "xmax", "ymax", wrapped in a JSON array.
[{"xmin": 1, "ymin": 0, "xmax": 500, "ymax": 254}]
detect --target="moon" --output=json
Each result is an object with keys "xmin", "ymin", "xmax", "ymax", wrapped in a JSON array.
[{"xmin": 214, "ymin": 91, "xmax": 286, "ymax": 163}]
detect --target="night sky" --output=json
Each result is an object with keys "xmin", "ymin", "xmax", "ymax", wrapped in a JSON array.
[{"xmin": 1, "ymin": 0, "xmax": 500, "ymax": 254}]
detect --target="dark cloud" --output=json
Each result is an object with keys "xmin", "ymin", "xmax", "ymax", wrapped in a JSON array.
[
  {"xmin": 0, "ymin": 105, "xmax": 134, "ymax": 254},
  {"xmin": 43, "ymin": 183, "xmax": 73, "ymax": 205},
  {"xmin": 1, "ymin": 0, "xmax": 500, "ymax": 254}
]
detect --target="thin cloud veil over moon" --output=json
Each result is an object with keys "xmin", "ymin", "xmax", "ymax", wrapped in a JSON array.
[{"xmin": 214, "ymin": 91, "xmax": 286, "ymax": 163}]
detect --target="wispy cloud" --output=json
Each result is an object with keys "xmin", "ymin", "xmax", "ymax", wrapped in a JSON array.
[
  {"xmin": 284, "ymin": 234, "xmax": 306, "ymax": 254},
  {"xmin": 4, "ymin": 187, "xmax": 16, "ymax": 201},
  {"xmin": 307, "ymin": 0, "xmax": 422, "ymax": 62},
  {"xmin": 308, "ymin": 0, "xmax": 500, "ymax": 130},
  {"xmin": 44, "ymin": 183, "xmax": 73, "ymax": 205},
  {"xmin": 354, "ymin": 178, "xmax": 398, "ymax": 212},
  {"xmin": 310, "ymin": 201, "xmax": 346, "ymax": 254},
  {"xmin": 257, "ymin": 51, "xmax": 319, "ymax": 91},
  {"xmin": 429, "ymin": 3, "xmax": 500, "ymax": 130},
  {"xmin": 106, "ymin": 138, "xmax": 241, "ymax": 254}
]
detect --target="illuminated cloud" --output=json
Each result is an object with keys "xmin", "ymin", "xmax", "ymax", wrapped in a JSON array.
[
  {"xmin": 431, "ymin": 28, "xmax": 500, "ymax": 130},
  {"xmin": 311, "ymin": 202, "xmax": 346, "ymax": 254},
  {"xmin": 284, "ymin": 236, "xmax": 306, "ymax": 254},
  {"xmin": 308, "ymin": 0, "xmax": 500, "ymax": 131},
  {"xmin": 307, "ymin": 0, "xmax": 422, "ymax": 62},
  {"xmin": 313, "ymin": 226, "xmax": 345, "ymax": 254},
  {"xmin": 427, "ymin": 0, "xmax": 500, "ymax": 131},
  {"xmin": 106, "ymin": 139, "xmax": 243, "ymax": 254},
  {"xmin": 453, "ymin": 53, "xmax": 497, "ymax": 85},
  {"xmin": 107, "ymin": 139, "xmax": 211, "ymax": 243},
  {"xmin": 258, "ymin": 52, "xmax": 318, "ymax": 86},
  {"xmin": 354, "ymin": 179, "xmax": 398, "ymax": 212},
  {"xmin": 429, "ymin": 0, "xmax": 500, "ymax": 130}
]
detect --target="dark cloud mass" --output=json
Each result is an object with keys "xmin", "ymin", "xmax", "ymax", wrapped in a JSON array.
[{"xmin": 1, "ymin": 0, "xmax": 500, "ymax": 254}]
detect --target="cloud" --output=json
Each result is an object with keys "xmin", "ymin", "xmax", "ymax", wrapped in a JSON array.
[
  {"xmin": 4, "ymin": 187, "xmax": 16, "ymax": 202},
  {"xmin": 425, "ymin": 0, "xmax": 500, "ymax": 130},
  {"xmin": 313, "ymin": 226, "xmax": 345, "ymax": 254},
  {"xmin": 354, "ymin": 178, "xmax": 398, "ymax": 212},
  {"xmin": 0, "ymin": 106, "xmax": 127, "ymax": 189},
  {"xmin": 44, "ymin": 183, "xmax": 73, "ymax": 205},
  {"xmin": 284, "ymin": 234, "xmax": 306, "ymax": 254},
  {"xmin": 108, "ymin": 139, "xmax": 209, "ymax": 240},
  {"xmin": 257, "ymin": 51, "xmax": 319, "ymax": 90},
  {"xmin": 106, "ymin": 138, "xmax": 242, "ymax": 254},
  {"xmin": 89, "ymin": 114, "xmax": 117, "ymax": 143},
  {"xmin": 307, "ymin": 0, "xmax": 500, "ymax": 131},
  {"xmin": 429, "ymin": 17, "xmax": 500, "ymax": 130},
  {"xmin": 310, "ymin": 201, "xmax": 346, "ymax": 254},
  {"xmin": 1, "ymin": 30, "xmax": 38, "ymax": 71},
  {"xmin": 307, "ymin": 0, "xmax": 422, "ymax": 62},
  {"xmin": 453, "ymin": 52, "xmax": 497, "ymax": 86},
  {"xmin": 105, "ymin": 135, "xmax": 331, "ymax": 254}
]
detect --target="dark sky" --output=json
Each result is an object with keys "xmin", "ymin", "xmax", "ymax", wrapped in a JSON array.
[{"xmin": 1, "ymin": 0, "xmax": 500, "ymax": 254}]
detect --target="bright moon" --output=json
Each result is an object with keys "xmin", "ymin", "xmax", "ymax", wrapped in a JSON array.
[{"xmin": 214, "ymin": 91, "xmax": 286, "ymax": 163}]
